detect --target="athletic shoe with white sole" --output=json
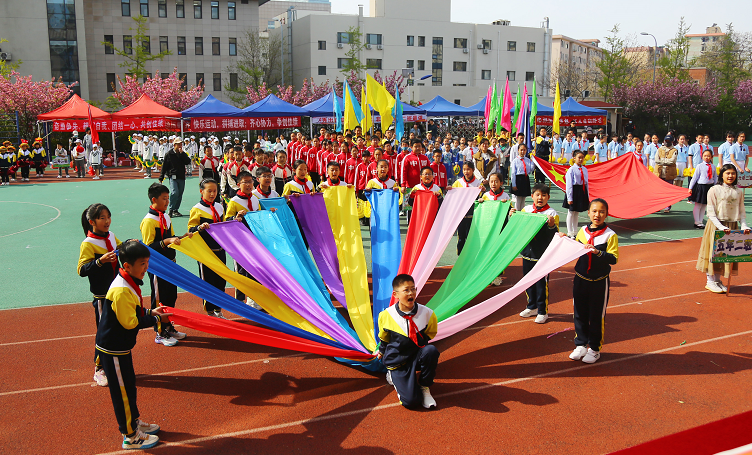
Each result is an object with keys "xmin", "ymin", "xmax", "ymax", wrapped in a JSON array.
[
  {"xmin": 569, "ymin": 346, "xmax": 588, "ymax": 361},
  {"xmin": 534, "ymin": 314, "xmax": 549, "ymax": 324},
  {"xmin": 94, "ymin": 368, "xmax": 108, "ymax": 387},
  {"xmin": 705, "ymin": 282, "xmax": 724, "ymax": 294},
  {"xmin": 246, "ymin": 297, "xmax": 262, "ymax": 310},
  {"xmin": 386, "ymin": 370, "xmax": 393, "ymax": 385},
  {"xmin": 136, "ymin": 419, "xmax": 160, "ymax": 435},
  {"xmin": 491, "ymin": 276, "xmax": 504, "ymax": 286},
  {"xmin": 154, "ymin": 334, "xmax": 178, "ymax": 347},
  {"xmin": 582, "ymin": 348, "xmax": 600, "ymax": 364},
  {"xmin": 122, "ymin": 430, "xmax": 159, "ymax": 450},
  {"xmin": 213, "ymin": 310, "xmax": 227, "ymax": 319},
  {"xmin": 717, "ymin": 282, "xmax": 728, "ymax": 293},
  {"xmin": 166, "ymin": 325, "xmax": 186, "ymax": 340},
  {"xmin": 421, "ymin": 386, "xmax": 437, "ymax": 409},
  {"xmin": 519, "ymin": 308, "xmax": 537, "ymax": 318}
]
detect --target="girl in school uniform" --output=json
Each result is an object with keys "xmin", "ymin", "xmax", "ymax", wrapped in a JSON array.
[
  {"xmin": 452, "ymin": 161, "xmax": 482, "ymax": 255},
  {"xmin": 562, "ymin": 150, "xmax": 590, "ymax": 237},
  {"xmin": 478, "ymin": 171, "xmax": 510, "ymax": 286},
  {"xmin": 89, "ymin": 143, "xmax": 103, "ymax": 180},
  {"xmin": 509, "ymin": 144, "xmax": 534, "ymax": 212},
  {"xmin": 696, "ymin": 164, "xmax": 750, "ymax": 293},
  {"xmin": 688, "ymin": 149, "xmax": 716, "ymax": 229},
  {"xmin": 551, "ymin": 132, "xmax": 563, "ymax": 163},
  {"xmin": 282, "ymin": 160, "xmax": 316, "ymax": 197},
  {"xmin": 594, "ymin": 134, "xmax": 608, "ymax": 163},
  {"xmin": 674, "ymin": 134, "xmax": 690, "ymax": 187}
]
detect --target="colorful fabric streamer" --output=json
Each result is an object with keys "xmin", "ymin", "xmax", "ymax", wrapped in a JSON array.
[
  {"xmin": 365, "ymin": 189, "xmax": 402, "ymax": 340},
  {"xmin": 433, "ymin": 235, "xmax": 588, "ymax": 341},
  {"xmin": 397, "ymin": 190, "xmax": 439, "ymax": 278},
  {"xmin": 321, "ymin": 186, "xmax": 377, "ymax": 352},
  {"xmin": 288, "ymin": 193, "xmax": 348, "ymax": 306}
]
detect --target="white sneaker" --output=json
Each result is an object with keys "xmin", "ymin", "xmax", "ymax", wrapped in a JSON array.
[
  {"xmin": 519, "ymin": 308, "xmax": 537, "ymax": 318},
  {"xmin": 491, "ymin": 276, "xmax": 504, "ymax": 286},
  {"xmin": 421, "ymin": 386, "xmax": 437, "ymax": 409},
  {"xmin": 57, "ymin": 175, "xmax": 61, "ymax": 179},
  {"xmin": 246, "ymin": 297, "xmax": 262, "ymax": 310},
  {"xmin": 94, "ymin": 368, "xmax": 108, "ymax": 387},
  {"xmin": 154, "ymin": 334, "xmax": 178, "ymax": 346},
  {"xmin": 385, "ymin": 370, "xmax": 393, "ymax": 385},
  {"xmin": 136, "ymin": 419, "xmax": 160, "ymax": 435},
  {"xmin": 582, "ymin": 348, "xmax": 600, "ymax": 364},
  {"xmin": 143, "ymin": 175, "xmax": 150, "ymax": 178},
  {"xmin": 569, "ymin": 346, "xmax": 588, "ymax": 361},
  {"xmin": 122, "ymin": 430, "xmax": 159, "ymax": 450},
  {"xmin": 534, "ymin": 314, "xmax": 549, "ymax": 324},
  {"xmin": 717, "ymin": 282, "xmax": 728, "ymax": 293},
  {"xmin": 93, "ymin": 176, "xmax": 100, "ymax": 180},
  {"xmin": 213, "ymin": 310, "xmax": 227, "ymax": 319},
  {"xmin": 166, "ymin": 325, "xmax": 186, "ymax": 340},
  {"xmin": 705, "ymin": 282, "xmax": 724, "ymax": 294}
]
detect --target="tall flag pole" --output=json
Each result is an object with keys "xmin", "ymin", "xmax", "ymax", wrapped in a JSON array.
[{"xmin": 553, "ymin": 81, "xmax": 562, "ymax": 136}]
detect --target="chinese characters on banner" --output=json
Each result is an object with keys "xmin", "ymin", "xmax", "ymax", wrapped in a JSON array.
[
  {"xmin": 188, "ymin": 116, "xmax": 302, "ymax": 131},
  {"xmin": 52, "ymin": 118, "xmax": 181, "ymax": 132},
  {"xmin": 536, "ymin": 116, "xmax": 607, "ymax": 127},
  {"xmin": 712, "ymin": 230, "xmax": 752, "ymax": 263},
  {"xmin": 311, "ymin": 114, "xmax": 427, "ymax": 125},
  {"xmin": 738, "ymin": 172, "xmax": 752, "ymax": 189}
]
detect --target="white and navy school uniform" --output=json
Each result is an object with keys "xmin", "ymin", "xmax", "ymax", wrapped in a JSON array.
[
  {"xmin": 509, "ymin": 156, "xmax": 533, "ymax": 197},
  {"xmin": 594, "ymin": 141, "xmax": 608, "ymax": 162},
  {"xmin": 730, "ymin": 143, "xmax": 749, "ymax": 171},
  {"xmin": 688, "ymin": 142, "xmax": 704, "ymax": 168},
  {"xmin": 552, "ymin": 137, "xmax": 563, "ymax": 160},
  {"xmin": 187, "ymin": 199, "xmax": 226, "ymax": 314},
  {"xmin": 688, "ymin": 162, "xmax": 717, "ymax": 205},
  {"xmin": 563, "ymin": 163, "xmax": 589, "ymax": 212},
  {"xmin": 675, "ymin": 144, "xmax": 689, "ymax": 180},
  {"xmin": 452, "ymin": 176, "xmax": 482, "ymax": 255},
  {"xmin": 521, "ymin": 204, "xmax": 560, "ymax": 315},
  {"xmin": 252, "ymin": 186, "xmax": 280, "ymax": 200}
]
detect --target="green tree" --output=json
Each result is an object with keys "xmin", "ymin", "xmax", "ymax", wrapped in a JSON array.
[
  {"xmin": 659, "ymin": 18, "xmax": 691, "ymax": 81},
  {"xmin": 595, "ymin": 25, "xmax": 637, "ymax": 101},
  {"xmin": 224, "ymin": 29, "xmax": 288, "ymax": 105},
  {"xmin": 0, "ymin": 38, "xmax": 22, "ymax": 76},
  {"xmin": 341, "ymin": 26, "xmax": 367, "ymax": 76},
  {"xmin": 101, "ymin": 15, "xmax": 171, "ymax": 80},
  {"xmin": 694, "ymin": 24, "xmax": 751, "ymax": 96}
]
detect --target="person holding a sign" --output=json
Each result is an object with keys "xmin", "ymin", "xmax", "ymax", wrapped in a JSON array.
[
  {"xmin": 696, "ymin": 164, "xmax": 750, "ymax": 293},
  {"xmin": 53, "ymin": 143, "xmax": 70, "ymax": 178}
]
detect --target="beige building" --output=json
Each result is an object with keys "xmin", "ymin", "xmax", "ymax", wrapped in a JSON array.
[
  {"xmin": 260, "ymin": 0, "xmax": 330, "ymax": 32},
  {"xmin": 686, "ymin": 24, "xmax": 725, "ymax": 61},
  {"xmin": 548, "ymin": 35, "xmax": 602, "ymax": 98}
]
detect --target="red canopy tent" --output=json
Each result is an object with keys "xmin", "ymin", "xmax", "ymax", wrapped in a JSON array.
[
  {"xmin": 37, "ymin": 94, "xmax": 112, "ymax": 132},
  {"xmin": 109, "ymin": 94, "xmax": 183, "ymax": 131}
]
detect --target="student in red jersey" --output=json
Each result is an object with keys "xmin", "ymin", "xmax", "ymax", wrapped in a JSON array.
[
  {"xmin": 344, "ymin": 145, "xmax": 360, "ymax": 184},
  {"xmin": 401, "ymin": 139, "xmax": 431, "ymax": 189},
  {"xmin": 368, "ymin": 148, "xmax": 384, "ymax": 179},
  {"xmin": 407, "ymin": 166, "xmax": 443, "ymax": 224},
  {"xmin": 367, "ymin": 136, "xmax": 380, "ymax": 154},
  {"xmin": 319, "ymin": 161, "xmax": 352, "ymax": 189},
  {"xmin": 333, "ymin": 142, "xmax": 349, "ymax": 170},
  {"xmin": 318, "ymin": 141, "xmax": 335, "ymax": 178},
  {"xmin": 298, "ymin": 136, "xmax": 311, "ymax": 174},
  {"xmin": 307, "ymin": 136, "xmax": 322, "ymax": 187},
  {"xmin": 319, "ymin": 127, "xmax": 328, "ymax": 143},
  {"xmin": 285, "ymin": 133, "xmax": 298, "ymax": 162},
  {"xmin": 272, "ymin": 150, "xmax": 293, "ymax": 195},
  {"xmin": 430, "ymin": 149, "xmax": 448, "ymax": 191},
  {"xmin": 356, "ymin": 150, "xmax": 371, "ymax": 191},
  {"xmin": 357, "ymin": 137, "xmax": 367, "ymax": 154},
  {"xmin": 383, "ymin": 142, "xmax": 397, "ymax": 178}
]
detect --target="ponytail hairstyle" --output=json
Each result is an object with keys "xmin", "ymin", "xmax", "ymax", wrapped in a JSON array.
[{"xmin": 81, "ymin": 203, "xmax": 111, "ymax": 236}]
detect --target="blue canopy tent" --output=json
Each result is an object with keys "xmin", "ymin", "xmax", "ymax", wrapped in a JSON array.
[
  {"xmin": 466, "ymin": 96, "xmax": 487, "ymax": 116},
  {"xmin": 302, "ymin": 92, "xmax": 344, "ymax": 119},
  {"xmin": 510, "ymin": 101, "xmax": 555, "ymax": 116},
  {"xmin": 241, "ymin": 94, "xmax": 310, "ymax": 117},
  {"xmin": 421, "ymin": 96, "xmax": 478, "ymax": 117},
  {"xmin": 559, "ymin": 97, "xmax": 607, "ymax": 116},
  {"xmin": 181, "ymin": 94, "xmax": 243, "ymax": 117}
]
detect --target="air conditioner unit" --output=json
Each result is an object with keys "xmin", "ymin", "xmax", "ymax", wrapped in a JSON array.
[
  {"xmin": 337, "ymin": 43, "xmax": 344, "ymax": 49},
  {"xmin": 377, "ymin": 44, "xmax": 383, "ymax": 50},
  {"xmin": 365, "ymin": 44, "xmax": 372, "ymax": 50},
  {"xmin": 476, "ymin": 44, "xmax": 483, "ymax": 49},
  {"xmin": 0, "ymin": 52, "xmax": 12, "ymax": 61},
  {"xmin": 462, "ymin": 48, "xmax": 469, "ymax": 54},
  {"xmin": 483, "ymin": 49, "xmax": 489, "ymax": 54}
]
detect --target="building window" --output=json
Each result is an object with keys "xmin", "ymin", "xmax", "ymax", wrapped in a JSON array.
[
  {"xmin": 337, "ymin": 32, "xmax": 350, "ymax": 44},
  {"xmin": 159, "ymin": 36, "xmax": 168, "ymax": 53},
  {"xmin": 176, "ymin": 0, "xmax": 184, "ymax": 17},
  {"xmin": 158, "ymin": 0, "xmax": 166, "ymax": 17},
  {"xmin": 229, "ymin": 72, "xmax": 238, "ymax": 89},
  {"xmin": 210, "ymin": 1, "xmax": 219, "ymax": 19},
  {"xmin": 228, "ymin": 1, "xmax": 236, "ymax": 19},
  {"xmin": 142, "ymin": 36, "xmax": 150, "ymax": 53},
  {"xmin": 432, "ymin": 36, "xmax": 442, "ymax": 86},
  {"xmin": 453, "ymin": 61, "xmax": 467, "ymax": 71},
  {"xmin": 177, "ymin": 36, "xmax": 186, "ymax": 55},
  {"xmin": 406, "ymin": 59, "xmax": 414, "ymax": 68},
  {"xmin": 507, "ymin": 70, "xmax": 515, "ymax": 81},
  {"xmin": 196, "ymin": 73, "xmax": 204, "ymax": 87},
  {"xmin": 104, "ymin": 35, "xmax": 114, "ymax": 54},
  {"xmin": 213, "ymin": 73, "xmax": 221, "ymax": 91},
  {"xmin": 318, "ymin": 40, "xmax": 326, "ymax": 50},
  {"xmin": 526, "ymin": 71, "xmax": 535, "ymax": 81},
  {"xmin": 366, "ymin": 34, "xmax": 382, "ymax": 45},
  {"xmin": 123, "ymin": 35, "xmax": 133, "ymax": 54},
  {"xmin": 193, "ymin": 0, "xmax": 202, "ymax": 19},
  {"xmin": 318, "ymin": 65, "xmax": 326, "ymax": 75},
  {"xmin": 337, "ymin": 58, "xmax": 353, "ymax": 69},
  {"xmin": 366, "ymin": 58, "xmax": 382, "ymax": 69},
  {"xmin": 228, "ymin": 37, "xmax": 237, "ymax": 55},
  {"xmin": 418, "ymin": 36, "xmax": 425, "ymax": 47},
  {"xmin": 507, "ymin": 41, "xmax": 516, "ymax": 51},
  {"xmin": 212, "ymin": 37, "xmax": 220, "ymax": 55},
  {"xmin": 406, "ymin": 35, "xmax": 414, "ymax": 46},
  {"xmin": 482, "ymin": 39, "xmax": 491, "ymax": 50},
  {"xmin": 140, "ymin": 0, "xmax": 149, "ymax": 16},
  {"xmin": 418, "ymin": 60, "xmax": 425, "ymax": 70},
  {"xmin": 527, "ymin": 42, "xmax": 535, "ymax": 52},
  {"xmin": 178, "ymin": 72, "xmax": 187, "ymax": 89},
  {"xmin": 453, "ymin": 38, "xmax": 467, "ymax": 49},
  {"xmin": 481, "ymin": 69, "xmax": 491, "ymax": 80},
  {"xmin": 121, "ymin": 0, "xmax": 131, "ymax": 16},
  {"xmin": 106, "ymin": 73, "xmax": 116, "ymax": 92},
  {"xmin": 195, "ymin": 37, "xmax": 203, "ymax": 55}
]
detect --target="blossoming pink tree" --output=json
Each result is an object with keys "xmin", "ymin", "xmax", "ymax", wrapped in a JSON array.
[
  {"xmin": 734, "ymin": 79, "xmax": 752, "ymax": 105},
  {"xmin": 0, "ymin": 71, "xmax": 74, "ymax": 138},
  {"xmin": 112, "ymin": 68, "xmax": 204, "ymax": 111},
  {"xmin": 245, "ymin": 77, "xmax": 330, "ymax": 106}
]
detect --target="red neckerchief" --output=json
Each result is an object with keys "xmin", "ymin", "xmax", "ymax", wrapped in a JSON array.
[
  {"xmin": 532, "ymin": 203, "xmax": 550, "ymax": 213},
  {"xmin": 87, "ymin": 231, "xmax": 118, "ymax": 275},
  {"xmin": 489, "ymin": 189, "xmax": 505, "ymax": 200},
  {"xmin": 463, "ymin": 175, "xmax": 476, "ymax": 186},
  {"xmin": 706, "ymin": 162, "xmax": 712, "ymax": 180},
  {"xmin": 150, "ymin": 207, "xmax": 167, "ymax": 238},
  {"xmin": 584, "ymin": 224, "xmax": 608, "ymax": 272},
  {"xmin": 257, "ymin": 186, "xmax": 272, "ymax": 198},
  {"xmin": 201, "ymin": 198, "xmax": 220, "ymax": 222},
  {"xmin": 576, "ymin": 164, "xmax": 587, "ymax": 194},
  {"xmin": 521, "ymin": 157, "xmax": 527, "ymax": 174},
  {"xmin": 327, "ymin": 177, "xmax": 341, "ymax": 186},
  {"xmin": 420, "ymin": 182, "xmax": 433, "ymax": 191},
  {"xmin": 119, "ymin": 268, "xmax": 143, "ymax": 308},
  {"xmin": 378, "ymin": 174, "xmax": 389, "ymax": 184},
  {"xmin": 396, "ymin": 305, "xmax": 424, "ymax": 347},
  {"xmin": 226, "ymin": 160, "xmax": 238, "ymax": 174},
  {"xmin": 294, "ymin": 176, "xmax": 311, "ymax": 194},
  {"xmin": 237, "ymin": 191, "xmax": 254, "ymax": 210},
  {"xmin": 272, "ymin": 164, "xmax": 288, "ymax": 179}
]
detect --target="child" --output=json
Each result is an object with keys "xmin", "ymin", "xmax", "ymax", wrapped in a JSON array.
[
  {"xmin": 200, "ymin": 146, "xmax": 220, "ymax": 181},
  {"xmin": 16, "ymin": 140, "xmax": 32, "ymax": 182},
  {"xmin": 0, "ymin": 146, "xmax": 12, "ymax": 185},
  {"xmin": 479, "ymin": 172, "xmax": 509, "ymax": 202},
  {"xmin": 377, "ymin": 274, "xmax": 439, "ymax": 409},
  {"xmin": 430, "ymin": 149, "xmax": 448, "ymax": 191},
  {"xmin": 408, "ymin": 166, "xmax": 443, "ymax": 224},
  {"xmin": 90, "ymin": 143, "xmax": 103, "ymax": 180},
  {"xmin": 365, "ymin": 159, "xmax": 400, "ymax": 192},
  {"xmin": 221, "ymin": 146, "xmax": 243, "ymax": 199},
  {"xmin": 452, "ymin": 161, "xmax": 482, "ymax": 253},
  {"xmin": 95, "ymin": 240, "xmax": 171, "ymax": 450},
  {"xmin": 675, "ymin": 134, "xmax": 690, "ymax": 187},
  {"xmin": 654, "ymin": 135, "xmax": 678, "ymax": 213},
  {"xmin": 307, "ymin": 136, "xmax": 322, "ymax": 188},
  {"xmin": 78, "ymin": 203, "xmax": 122, "ymax": 387},
  {"xmin": 509, "ymin": 143, "xmax": 534, "ymax": 212},
  {"xmin": 282, "ymin": 160, "xmax": 316, "ymax": 196},
  {"xmin": 355, "ymin": 150, "xmax": 371, "ymax": 191},
  {"xmin": 594, "ymin": 134, "xmax": 608, "ymax": 163},
  {"xmin": 344, "ymin": 145, "xmax": 360, "ymax": 185},
  {"xmin": 534, "ymin": 128, "xmax": 552, "ymax": 183},
  {"xmin": 517, "ymin": 183, "xmax": 559, "ymax": 323},
  {"xmin": 54, "ymin": 143, "xmax": 70, "ymax": 178},
  {"xmin": 187, "ymin": 179, "xmax": 228, "ymax": 318},
  {"xmin": 696, "ymin": 164, "xmax": 750, "ymax": 293},
  {"xmin": 141, "ymin": 183, "xmax": 188, "ymax": 346},
  {"xmin": 31, "ymin": 139, "xmax": 47, "ymax": 178},
  {"xmin": 319, "ymin": 161, "xmax": 352, "ymax": 189},
  {"xmin": 272, "ymin": 151, "xmax": 292, "ymax": 195},
  {"xmin": 562, "ymin": 150, "xmax": 589, "ymax": 237},
  {"xmin": 551, "ymin": 132, "xmax": 562, "ymax": 162},
  {"xmin": 688, "ymin": 149, "xmax": 716, "ymax": 229},
  {"xmin": 729, "ymin": 131, "xmax": 750, "ymax": 173},
  {"xmin": 252, "ymin": 166, "xmax": 280, "ymax": 200},
  {"xmin": 567, "ymin": 198, "xmax": 619, "ymax": 364}
]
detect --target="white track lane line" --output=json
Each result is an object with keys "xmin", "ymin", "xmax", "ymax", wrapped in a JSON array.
[
  {"xmin": 0, "ymin": 201, "xmax": 61, "ymax": 238},
  {"xmin": 94, "ymin": 328, "xmax": 752, "ymax": 455}
]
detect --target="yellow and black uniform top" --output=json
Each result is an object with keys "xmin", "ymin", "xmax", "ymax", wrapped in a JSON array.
[
  {"xmin": 521, "ymin": 204, "xmax": 560, "ymax": 261},
  {"xmin": 140, "ymin": 208, "xmax": 176, "ymax": 261},
  {"xmin": 224, "ymin": 192, "xmax": 260, "ymax": 220},
  {"xmin": 252, "ymin": 186, "xmax": 280, "ymax": 200},
  {"xmin": 377, "ymin": 303, "xmax": 438, "ymax": 370},
  {"xmin": 95, "ymin": 271, "xmax": 160, "ymax": 354},
  {"xmin": 481, "ymin": 189, "xmax": 510, "ymax": 201},
  {"xmin": 187, "ymin": 199, "xmax": 225, "ymax": 250},
  {"xmin": 77, "ymin": 231, "xmax": 123, "ymax": 296},
  {"xmin": 574, "ymin": 223, "xmax": 619, "ymax": 280},
  {"xmin": 281, "ymin": 176, "xmax": 315, "ymax": 196},
  {"xmin": 365, "ymin": 176, "xmax": 396, "ymax": 190}
]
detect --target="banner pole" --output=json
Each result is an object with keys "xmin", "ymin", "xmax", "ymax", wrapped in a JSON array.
[{"xmin": 726, "ymin": 274, "xmax": 731, "ymax": 297}]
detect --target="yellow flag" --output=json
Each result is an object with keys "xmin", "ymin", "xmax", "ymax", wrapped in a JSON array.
[
  {"xmin": 343, "ymin": 82, "xmax": 360, "ymax": 131},
  {"xmin": 553, "ymin": 81, "xmax": 561, "ymax": 135},
  {"xmin": 365, "ymin": 74, "xmax": 395, "ymax": 134},
  {"xmin": 360, "ymin": 86, "xmax": 372, "ymax": 132}
]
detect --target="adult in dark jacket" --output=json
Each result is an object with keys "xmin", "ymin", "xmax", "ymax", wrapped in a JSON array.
[{"xmin": 159, "ymin": 137, "xmax": 191, "ymax": 217}]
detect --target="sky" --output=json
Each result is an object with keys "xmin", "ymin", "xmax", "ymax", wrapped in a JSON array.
[{"xmin": 327, "ymin": 0, "xmax": 747, "ymax": 46}]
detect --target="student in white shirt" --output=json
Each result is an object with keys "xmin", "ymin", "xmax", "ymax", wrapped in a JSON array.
[
  {"xmin": 594, "ymin": 134, "xmax": 608, "ymax": 163},
  {"xmin": 729, "ymin": 132, "xmax": 750, "ymax": 173},
  {"xmin": 562, "ymin": 150, "xmax": 590, "ymax": 237},
  {"xmin": 688, "ymin": 149, "xmax": 717, "ymax": 229},
  {"xmin": 90, "ymin": 143, "xmax": 103, "ymax": 180},
  {"xmin": 509, "ymin": 143, "xmax": 534, "ymax": 211}
]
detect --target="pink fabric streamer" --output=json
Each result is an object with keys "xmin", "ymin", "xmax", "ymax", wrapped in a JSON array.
[
  {"xmin": 413, "ymin": 187, "xmax": 482, "ymax": 297},
  {"xmin": 432, "ymin": 236, "xmax": 588, "ymax": 341},
  {"xmin": 514, "ymin": 83, "xmax": 528, "ymax": 134},
  {"xmin": 484, "ymin": 84, "xmax": 493, "ymax": 131}
]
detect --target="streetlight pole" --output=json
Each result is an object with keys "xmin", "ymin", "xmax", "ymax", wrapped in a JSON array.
[{"xmin": 640, "ymin": 32, "xmax": 657, "ymax": 83}]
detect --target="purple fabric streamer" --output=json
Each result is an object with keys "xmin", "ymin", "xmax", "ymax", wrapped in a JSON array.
[
  {"xmin": 289, "ymin": 193, "xmax": 348, "ymax": 307},
  {"xmin": 206, "ymin": 220, "xmax": 367, "ymax": 353}
]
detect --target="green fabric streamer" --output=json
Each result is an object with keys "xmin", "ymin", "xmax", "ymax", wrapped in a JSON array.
[{"xmin": 426, "ymin": 202, "xmax": 546, "ymax": 321}]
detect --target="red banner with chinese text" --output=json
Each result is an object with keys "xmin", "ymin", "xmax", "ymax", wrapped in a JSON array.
[
  {"xmin": 52, "ymin": 118, "xmax": 182, "ymax": 132},
  {"xmin": 188, "ymin": 116, "xmax": 302, "ymax": 131},
  {"xmin": 536, "ymin": 115, "xmax": 606, "ymax": 127}
]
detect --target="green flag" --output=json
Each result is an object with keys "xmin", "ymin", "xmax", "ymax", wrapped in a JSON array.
[
  {"xmin": 488, "ymin": 82, "xmax": 498, "ymax": 131},
  {"xmin": 511, "ymin": 84, "xmax": 521, "ymax": 135},
  {"xmin": 495, "ymin": 88, "xmax": 504, "ymax": 135},
  {"xmin": 530, "ymin": 77, "xmax": 538, "ymax": 128}
]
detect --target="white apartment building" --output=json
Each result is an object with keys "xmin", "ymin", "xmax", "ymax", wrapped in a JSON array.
[
  {"xmin": 686, "ymin": 24, "xmax": 725, "ymax": 61},
  {"xmin": 273, "ymin": 0, "xmax": 552, "ymax": 106},
  {"xmin": 259, "ymin": 0, "xmax": 330, "ymax": 32},
  {"xmin": 549, "ymin": 35, "xmax": 602, "ymax": 97}
]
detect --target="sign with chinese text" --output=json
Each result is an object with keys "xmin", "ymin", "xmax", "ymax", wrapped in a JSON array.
[
  {"xmin": 52, "ymin": 118, "xmax": 182, "ymax": 132},
  {"xmin": 711, "ymin": 230, "xmax": 752, "ymax": 263},
  {"xmin": 188, "ymin": 116, "xmax": 301, "ymax": 131},
  {"xmin": 536, "ymin": 116, "xmax": 606, "ymax": 127}
]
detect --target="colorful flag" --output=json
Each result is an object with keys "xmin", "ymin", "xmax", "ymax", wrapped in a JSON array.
[
  {"xmin": 87, "ymin": 106, "xmax": 99, "ymax": 144},
  {"xmin": 488, "ymin": 82, "xmax": 498, "ymax": 132},
  {"xmin": 360, "ymin": 86, "xmax": 372, "ymax": 133},
  {"xmin": 495, "ymin": 87, "xmax": 504, "ymax": 135},
  {"xmin": 501, "ymin": 78, "xmax": 512, "ymax": 132},
  {"xmin": 553, "ymin": 81, "xmax": 561, "ymax": 135},
  {"xmin": 343, "ymin": 80, "xmax": 363, "ymax": 132},
  {"xmin": 511, "ymin": 83, "xmax": 521, "ymax": 135},
  {"xmin": 530, "ymin": 77, "xmax": 538, "ymax": 129},
  {"xmin": 332, "ymin": 88, "xmax": 343, "ymax": 132},
  {"xmin": 483, "ymin": 84, "xmax": 493, "ymax": 131},
  {"xmin": 394, "ymin": 86, "xmax": 404, "ymax": 142},
  {"xmin": 365, "ymin": 74, "xmax": 395, "ymax": 134},
  {"xmin": 514, "ymin": 83, "xmax": 527, "ymax": 135}
]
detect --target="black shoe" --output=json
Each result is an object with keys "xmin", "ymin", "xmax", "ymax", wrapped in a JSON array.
[{"xmin": 173, "ymin": 211, "xmax": 183, "ymax": 217}]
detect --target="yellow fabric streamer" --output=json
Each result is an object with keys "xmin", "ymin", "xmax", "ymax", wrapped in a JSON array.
[
  {"xmin": 322, "ymin": 186, "xmax": 377, "ymax": 351},
  {"xmin": 356, "ymin": 198, "xmax": 372, "ymax": 219},
  {"xmin": 171, "ymin": 234, "xmax": 333, "ymax": 340}
]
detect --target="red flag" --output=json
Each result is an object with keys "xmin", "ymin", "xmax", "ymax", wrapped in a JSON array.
[{"xmin": 87, "ymin": 105, "xmax": 99, "ymax": 144}]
